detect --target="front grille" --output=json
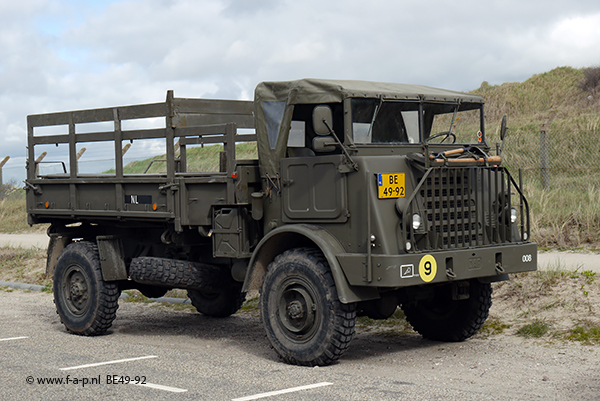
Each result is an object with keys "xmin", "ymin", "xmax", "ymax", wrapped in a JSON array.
[{"xmin": 404, "ymin": 166, "xmax": 529, "ymax": 252}]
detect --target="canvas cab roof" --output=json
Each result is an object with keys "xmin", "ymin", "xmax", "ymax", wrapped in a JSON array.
[{"xmin": 254, "ymin": 78, "xmax": 484, "ymax": 105}]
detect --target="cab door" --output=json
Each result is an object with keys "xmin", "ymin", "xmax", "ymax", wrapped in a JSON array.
[{"xmin": 280, "ymin": 154, "xmax": 348, "ymax": 223}]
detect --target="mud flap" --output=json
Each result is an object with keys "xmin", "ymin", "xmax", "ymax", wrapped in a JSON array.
[
  {"xmin": 46, "ymin": 235, "xmax": 70, "ymax": 277},
  {"xmin": 96, "ymin": 236, "xmax": 127, "ymax": 281}
]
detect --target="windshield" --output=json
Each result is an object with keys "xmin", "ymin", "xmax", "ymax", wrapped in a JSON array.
[{"xmin": 351, "ymin": 98, "xmax": 483, "ymax": 145}]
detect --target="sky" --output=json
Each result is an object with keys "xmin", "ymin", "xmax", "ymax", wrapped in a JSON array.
[{"xmin": 1, "ymin": 0, "xmax": 600, "ymax": 183}]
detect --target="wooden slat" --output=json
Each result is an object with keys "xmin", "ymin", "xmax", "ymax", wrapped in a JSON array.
[
  {"xmin": 33, "ymin": 134, "xmax": 70, "ymax": 145},
  {"xmin": 173, "ymin": 98, "xmax": 253, "ymax": 115},
  {"xmin": 28, "ymin": 102, "xmax": 166, "ymax": 128},
  {"xmin": 234, "ymin": 133, "xmax": 257, "ymax": 142},
  {"xmin": 173, "ymin": 113, "xmax": 254, "ymax": 129},
  {"xmin": 121, "ymin": 128, "xmax": 167, "ymax": 140},
  {"xmin": 175, "ymin": 124, "xmax": 228, "ymax": 136},
  {"xmin": 72, "ymin": 108, "xmax": 114, "ymax": 124},
  {"xmin": 179, "ymin": 136, "xmax": 227, "ymax": 146},
  {"xmin": 28, "ymin": 112, "xmax": 71, "ymax": 127},
  {"xmin": 118, "ymin": 102, "xmax": 166, "ymax": 120}
]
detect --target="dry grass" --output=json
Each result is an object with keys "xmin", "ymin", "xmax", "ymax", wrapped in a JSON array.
[
  {"xmin": 0, "ymin": 247, "xmax": 48, "ymax": 285},
  {"xmin": 0, "ymin": 190, "xmax": 47, "ymax": 234},
  {"xmin": 527, "ymin": 182, "xmax": 600, "ymax": 247}
]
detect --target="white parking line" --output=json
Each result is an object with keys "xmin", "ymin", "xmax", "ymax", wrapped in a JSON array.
[
  {"xmin": 0, "ymin": 336, "xmax": 29, "ymax": 342},
  {"xmin": 132, "ymin": 381, "xmax": 188, "ymax": 393},
  {"xmin": 232, "ymin": 382, "xmax": 334, "ymax": 401},
  {"xmin": 60, "ymin": 355, "xmax": 158, "ymax": 371}
]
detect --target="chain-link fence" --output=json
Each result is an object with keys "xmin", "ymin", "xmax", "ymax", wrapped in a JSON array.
[
  {"xmin": 498, "ymin": 113, "xmax": 600, "ymax": 246},
  {"xmin": 504, "ymin": 117, "xmax": 600, "ymax": 192}
]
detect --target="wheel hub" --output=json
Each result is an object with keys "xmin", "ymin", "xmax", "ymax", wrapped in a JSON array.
[
  {"xmin": 279, "ymin": 285, "xmax": 317, "ymax": 335},
  {"xmin": 62, "ymin": 266, "xmax": 91, "ymax": 315},
  {"xmin": 287, "ymin": 300, "xmax": 305, "ymax": 319},
  {"xmin": 69, "ymin": 276, "xmax": 88, "ymax": 305}
]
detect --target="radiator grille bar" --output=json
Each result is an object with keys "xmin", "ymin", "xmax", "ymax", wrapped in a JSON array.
[{"xmin": 404, "ymin": 166, "xmax": 530, "ymax": 253}]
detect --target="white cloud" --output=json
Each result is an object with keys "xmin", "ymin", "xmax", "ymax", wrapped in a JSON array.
[
  {"xmin": 268, "ymin": 41, "xmax": 327, "ymax": 65},
  {"xmin": 550, "ymin": 13, "xmax": 600, "ymax": 50}
]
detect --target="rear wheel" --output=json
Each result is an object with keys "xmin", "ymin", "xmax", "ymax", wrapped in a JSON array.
[
  {"xmin": 260, "ymin": 248, "xmax": 357, "ymax": 366},
  {"xmin": 53, "ymin": 241, "xmax": 120, "ymax": 336},
  {"xmin": 401, "ymin": 279, "xmax": 492, "ymax": 342}
]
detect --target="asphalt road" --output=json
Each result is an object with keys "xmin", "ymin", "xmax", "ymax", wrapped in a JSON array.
[
  {"xmin": 1, "ymin": 290, "xmax": 599, "ymax": 401},
  {"xmin": 0, "ymin": 233, "xmax": 49, "ymax": 248}
]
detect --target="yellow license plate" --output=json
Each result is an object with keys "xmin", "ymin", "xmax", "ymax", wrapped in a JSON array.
[{"xmin": 377, "ymin": 173, "xmax": 405, "ymax": 199}]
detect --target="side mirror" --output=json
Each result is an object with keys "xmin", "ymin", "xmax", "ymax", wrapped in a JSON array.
[
  {"xmin": 497, "ymin": 115, "xmax": 507, "ymax": 156},
  {"xmin": 313, "ymin": 136, "xmax": 337, "ymax": 152},
  {"xmin": 313, "ymin": 105, "xmax": 333, "ymax": 136},
  {"xmin": 500, "ymin": 115, "xmax": 507, "ymax": 141}
]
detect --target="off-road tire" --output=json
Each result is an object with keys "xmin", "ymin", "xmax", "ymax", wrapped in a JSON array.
[
  {"xmin": 129, "ymin": 257, "xmax": 227, "ymax": 291},
  {"xmin": 260, "ymin": 248, "xmax": 357, "ymax": 366},
  {"xmin": 401, "ymin": 279, "xmax": 492, "ymax": 342},
  {"xmin": 187, "ymin": 283, "xmax": 246, "ymax": 318},
  {"xmin": 53, "ymin": 241, "xmax": 120, "ymax": 336}
]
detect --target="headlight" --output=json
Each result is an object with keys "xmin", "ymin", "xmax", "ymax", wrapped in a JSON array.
[
  {"xmin": 510, "ymin": 208, "xmax": 518, "ymax": 223},
  {"xmin": 412, "ymin": 214, "xmax": 422, "ymax": 230}
]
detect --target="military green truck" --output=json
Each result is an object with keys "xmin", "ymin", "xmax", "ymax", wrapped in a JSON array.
[{"xmin": 26, "ymin": 79, "xmax": 536, "ymax": 366}]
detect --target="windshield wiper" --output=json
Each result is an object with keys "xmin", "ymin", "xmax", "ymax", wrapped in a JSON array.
[
  {"xmin": 366, "ymin": 97, "xmax": 384, "ymax": 140},
  {"xmin": 446, "ymin": 101, "xmax": 461, "ymax": 134}
]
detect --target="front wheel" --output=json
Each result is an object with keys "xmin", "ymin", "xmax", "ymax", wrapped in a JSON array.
[
  {"xmin": 53, "ymin": 241, "xmax": 120, "ymax": 336},
  {"xmin": 401, "ymin": 279, "xmax": 492, "ymax": 342},
  {"xmin": 260, "ymin": 248, "xmax": 357, "ymax": 366}
]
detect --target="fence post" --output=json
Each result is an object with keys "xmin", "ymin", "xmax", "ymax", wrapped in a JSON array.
[
  {"xmin": 540, "ymin": 111, "xmax": 557, "ymax": 190},
  {"xmin": 540, "ymin": 125, "xmax": 550, "ymax": 189},
  {"xmin": 76, "ymin": 147, "xmax": 86, "ymax": 160},
  {"xmin": 35, "ymin": 152, "xmax": 47, "ymax": 177},
  {"xmin": 0, "ymin": 156, "xmax": 9, "ymax": 186}
]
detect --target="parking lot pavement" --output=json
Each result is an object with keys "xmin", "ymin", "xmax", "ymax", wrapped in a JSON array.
[
  {"xmin": 0, "ymin": 233, "xmax": 48, "ymax": 249},
  {"xmin": 2, "ymin": 289, "xmax": 600, "ymax": 401},
  {"xmin": 538, "ymin": 251, "xmax": 600, "ymax": 273}
]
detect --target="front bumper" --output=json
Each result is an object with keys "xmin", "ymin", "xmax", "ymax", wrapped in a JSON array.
[{"xmin": 337, "ymin": 242, "xmax": 537, "ymax": 287}]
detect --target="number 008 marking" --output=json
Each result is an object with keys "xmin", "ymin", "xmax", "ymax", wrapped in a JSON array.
[{"xmin": 522, "ymin": 254, "xmax": 533, "ymax": 262}]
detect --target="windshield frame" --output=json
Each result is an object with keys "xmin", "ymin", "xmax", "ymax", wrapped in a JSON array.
[{"xmin": 347, "ymin": 98, "xmax": 486, "ymax": 147}]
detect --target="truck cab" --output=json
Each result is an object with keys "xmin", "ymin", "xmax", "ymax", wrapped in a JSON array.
[{"xmin": 248, "ymin": 79, "xmax": 536, "ymax": 364}]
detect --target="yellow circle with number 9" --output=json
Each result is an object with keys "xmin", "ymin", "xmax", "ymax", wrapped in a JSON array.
[{"xmin": 419, "ymin": 254, "xmax": 437, "ymax": 283}]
